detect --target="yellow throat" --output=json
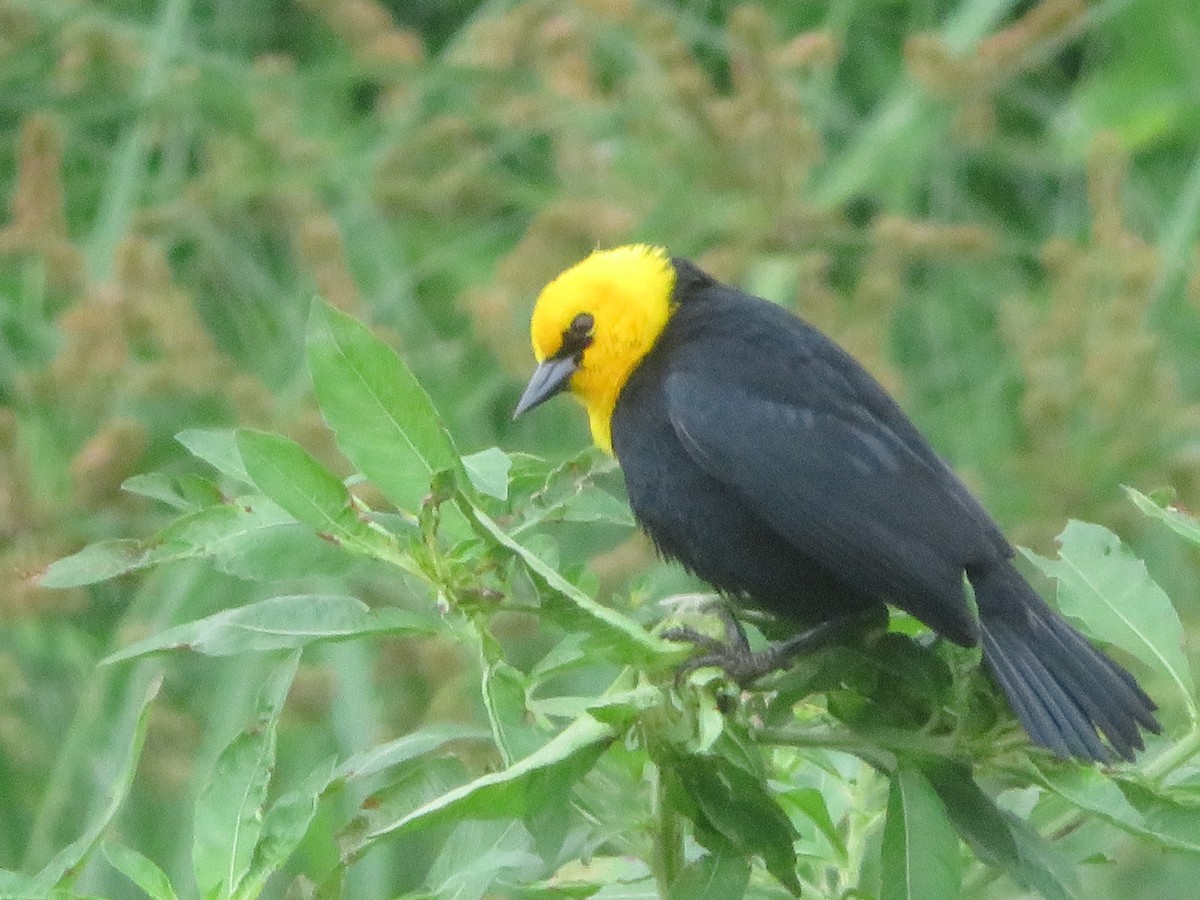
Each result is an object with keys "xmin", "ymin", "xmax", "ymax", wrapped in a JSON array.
[{"xmin": 530, "ymin": 245, "xmax": 676, "ymax": 452}]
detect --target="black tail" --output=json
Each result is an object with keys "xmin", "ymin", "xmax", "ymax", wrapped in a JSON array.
[{"xmin": 969, "ymin": 562, "xmax": 1160, "ymax": 762}]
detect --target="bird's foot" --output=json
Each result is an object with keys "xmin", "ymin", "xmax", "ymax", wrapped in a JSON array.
[{"xmin": 663, "ymin": 607, "xmax": 851, "ymax": 687}]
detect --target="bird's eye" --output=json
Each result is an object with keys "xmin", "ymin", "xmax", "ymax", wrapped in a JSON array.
[
  {"xmin": 559, "ymin": 312, "xmax": 594, "ymax": 357},
  {"xmin": 569, "ymin": 312, "xmax": 594, "ymax": 336}
]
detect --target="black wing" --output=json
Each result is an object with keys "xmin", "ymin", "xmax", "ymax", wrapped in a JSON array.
[{"xmin": 664, "ymin": 370, "xmax": 1004, "ymax": 645}]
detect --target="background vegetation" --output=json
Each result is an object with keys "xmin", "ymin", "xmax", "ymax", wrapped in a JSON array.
[{"xmin": 3, "ymin": 0, "xmax": 1200, "ymax": 897}]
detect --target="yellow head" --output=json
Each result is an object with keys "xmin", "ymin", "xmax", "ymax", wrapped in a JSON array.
[{"xmin": 513, "ymin": 244, "xmax": 676, "ymax": 452}]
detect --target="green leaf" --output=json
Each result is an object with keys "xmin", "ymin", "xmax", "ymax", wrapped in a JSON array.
[
  {"xmin": 356, "ymin": 686, "xmax": 658, "ymax": 852},
  {"xmin": 1024, "ymin": 520, "xmax": 1196, "ymax": 719},
  {"xmin": 343, "ymin": 755, "xmax": 469, "ymax": 858},
  {"xmin": 783, "ymin": 787, "xmax": 846, "ymax": 860},
  {"xmin": 671, "ymin": 751, "xmax": 801, "ymax": 896},
  {"xmin": 40, "ymin": 497, "xmax": 358, "ymax": 589},
  {"xmin": 1001, "ymin": 811, "xmax": 1077, "ymax": 900},
  {"xmin": 523, "ymin": 856, "xmax": 655, "ymax": 897},
  {"xmin": 177, "ymin": 428, "xmax": 252, "ymax": 484},
  {"xmin": 483, "ymin": 660, "xmax": 544, "ymax": 765},
  {"xmin": 923, "ymin": 761, "xmax": 1074, "ymax": 899},
  {"xmin": 235, "ymin": 429, "xmax": 405, "ymax": 567},
  {"xmin": 924, "ymin": 762, "xmax": 1016, "ymax": 869},
  {"xmin": 235, "ymin": 757, "xmax": 338, "ymax": 900},
  {"xmin": 102, "ymin": 594, "xmax": 437, "ymax": 663},
  {"xmin": 158, "ymin": 497, "xmax": 293, "ymax": 547},
  {"xmin": 103, "ymin": 843, "xmax": 179, "ymax": 900},
  {"xmin": 361, "ymin": 713, "xmax": 611, "ymax": 846},
  {"xmin": 667, "ymin": 852, "xmax": 751, "ymax": 899},
  {"xmin": 0, "ymin": 871, "xmax": 42, "ymax": 897},
  {"xmin": 462, "ymin": 446, "xmax": 512, "ymax": 501},
  {"xmin": 1126, "ymin": 485, "xmax": 1200, "ymax": 546},
  {"xmin": 528, "ymin": 632, "xmax": 590, "ymax": 684},
  {"xmin": 30, "ymin": 677, "xmax": 161, "ymax": 892},
  {"xmin": 424, "ymin": 820, "xmax": 540, "ymax": 900},
  {"xmin": 156, "ymin": 498, "xmax": 345, "ymax": 579},
  {"xmin": 1120, "ymin": 779, "xmax": 1200, "ymax": 855},
  {"xmin": 193, "ymin": 651, "xmax": 299, "ymax": 900},
  {"xmin": 335, "ymin": 723, "xmax": 492, "ymax": 783},
  {"xmin": 236, "ymin": 430, "xmax": 355, "ymax": 536},
  {"xmin": 306, "ymin": 299, "xmax": 467, "ymax": 512},
  {"xmin": 243, "ymin": 729, "xmax": 492, "ymax": 897},
  {"xmin": 39, "ymin": 538, "xmax": 192, "ymax": 588},
  {"xmin": 880, "ymin": 766, "xmax": 961, "ymax": 900},
  {"xmin": 122, "ymin": 472, "xmax": 224, "ymax": 511},
  {"xmin": 460, "ymin": 499, "xmax": 675, "ymax": 664},
  {"xmin": 1038, "ymin": 763, "xmax": 1144, "ymax": 827},
  {"xmin": 206, "ymin": 521, "xmax": 355, "ymax": 582},
  {"xmin": 509, "ymin": 450, "xmax": 634, "ymax": 531},
  {"xmin": 557, "ymin": 486, "xmax": 636, "ymax": 527},
  {"xmin": 1038, "ymin": 764, "xmax": 1200, "ymax": 854}
]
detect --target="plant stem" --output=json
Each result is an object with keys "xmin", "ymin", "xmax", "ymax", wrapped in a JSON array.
[
  {"xmin": 753, "ymin": 723, "xmax": 963, "ymax": 771},
  {"xmin": 1146, "ymin": 724, "xmax": 1200, "ymax": 781},
  {"xmin": 651, "ymin": 761, "xmax": 684, "ymax": 893}
]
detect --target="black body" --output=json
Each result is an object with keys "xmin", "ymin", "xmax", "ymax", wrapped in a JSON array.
[{"xmin": 610, "ymin": 258, "xmax": 1159, "ymax": 761}]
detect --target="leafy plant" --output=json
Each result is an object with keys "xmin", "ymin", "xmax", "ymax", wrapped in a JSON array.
[{"xmin": 14, "ymin": 298, "xmax": 1199, "ymax": 899}]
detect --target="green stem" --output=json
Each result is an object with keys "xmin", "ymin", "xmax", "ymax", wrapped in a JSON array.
[
  {"xmin": 1146, "ymin": 724, "xmax": 1200, "ymax": 782},
  {"xmin": 753, "ymin": 723, "xmax": 961, "ymax": 771},
  {"xmin": 841, "ymin": 767, "xmax": 885, "ymax": 897},
  {"xmin": 651, "ymin": 761, "xmax": 684, "ymax": 893}
]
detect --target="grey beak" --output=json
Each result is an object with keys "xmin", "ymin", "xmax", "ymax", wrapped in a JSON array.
[{"xmin": 513, "ymin": 355, "xmax": 579, "ymax": 419}]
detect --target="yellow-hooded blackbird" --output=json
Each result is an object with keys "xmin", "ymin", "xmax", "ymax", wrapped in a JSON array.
[{"xmin": 513, "ymin": 244, "xmax": 1159, "ymax": 762}]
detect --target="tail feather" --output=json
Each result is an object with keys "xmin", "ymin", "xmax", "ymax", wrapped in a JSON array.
[
  {"xmin": 970, "ymin": 562, "xmax": 1160, "ymax": 762},
  {"xmin": 983, "ymin": 619, "xmax": 1111, "ymax": 760},
  {"xmin": 979, "ymin": 624, "xmax": 1079, "ymax": 758},
  {"xmin": 1037, "ymin": 613, "xmax": 1156, "ymax": 747}
]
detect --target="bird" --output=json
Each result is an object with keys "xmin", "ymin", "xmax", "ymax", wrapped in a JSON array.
[{"xmin": 512, "ymin": 243, "xmax": 1160, "ymax": 762}]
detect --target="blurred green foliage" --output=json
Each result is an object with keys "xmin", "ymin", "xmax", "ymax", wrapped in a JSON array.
[{"xmin": 3, "ymin": 0, "xmax": 1200, "ymax": 897}]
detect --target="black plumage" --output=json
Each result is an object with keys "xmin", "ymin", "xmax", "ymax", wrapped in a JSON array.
[{"xmin": 607, "ymin": 258, "xmax": 1158, "ymax": 762}]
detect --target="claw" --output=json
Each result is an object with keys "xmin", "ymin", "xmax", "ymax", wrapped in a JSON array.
[{"xmin": 664, "ymin": 609, "xmax": 869, "ymax": 687}]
